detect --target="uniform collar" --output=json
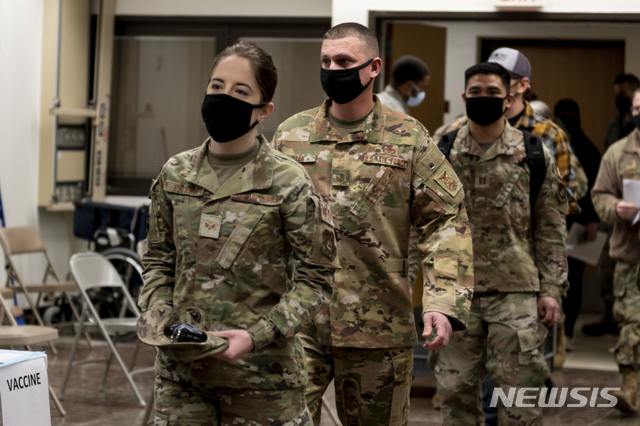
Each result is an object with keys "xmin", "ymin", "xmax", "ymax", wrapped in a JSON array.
[
  {"xmin": 308, "ymin": 95, "xmax": 384, "ymax": 144},
  {"xmin": 512, "ymin": 100, "xmax": 538, "ymax": 130},
  {"xmin": 383, "ymin": 85, "xmax": 407, "ymax": 105},
  {"xmin": 185, "ymin": 135, "xmax": 274, "ymax": 198},
  {"xmin": 456, "ymin": 119, "xmax": 525, "ymax": 162}
]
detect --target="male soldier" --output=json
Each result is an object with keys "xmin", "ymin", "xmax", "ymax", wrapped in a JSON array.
[
  {"xmin": 272, "ymin": 22, "xmax": 473, "ymax": 426},
  {"xmin": 585, "ymin": 74, "xmax": 640, "ymax": 340},
  {"xmin": 428, "ymin": 62, "xmax": 567, "ymax": 425},
  {"xmin": 377, "ymin": 55, "xmax": 431, "ymax": 115},
  {"xmin": 604, "ymin": 74, "xmax": 640, "ymax": 150},
  {"xmin": 592, "ymin": 87, "xmax": 640, "ymax": 413},
  {"xmin": 433, "ymin": 47, "xmax": 579, "ymax": 215}
]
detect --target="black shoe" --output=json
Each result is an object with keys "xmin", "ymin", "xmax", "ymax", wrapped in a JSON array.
[{"xmin": 582, "ymin": 320, "xmax": 619, "ymax": 336}]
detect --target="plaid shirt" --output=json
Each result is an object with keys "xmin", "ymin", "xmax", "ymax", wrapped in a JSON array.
[
  {"xmin": 514, "ymin": 101, "xmax": 577, "ymax": 213},
  {"xmin": 433, "ymin": 101, "xmax": 578, "ymax": 213}
]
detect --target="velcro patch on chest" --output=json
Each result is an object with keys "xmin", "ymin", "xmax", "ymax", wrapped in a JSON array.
[
  {"xmin": 322, "ymin": 229, "xmax": 337, "ymax": 260},
  {"xmin": 363, "ymin": 154, "xmax": 408, "ymax": 169},
  {"xmin": 623, "ymin": 159, "xmax": 637, "ymax": 174},
  {"xmin": 318, "ymin": 199, "xmax": 335, "ymax": 227},
  {"xmin": 381, "ymin": 144, "xmax": 398, "ymax": 156},
  {"xmin": 199, "ymin": 214, "xmax": 222, "ymax": 239},
  {"xmin": 435, "ymin": 169, "xmax": 461, "ymax": 195},
  {"xmin": 332, "ymin": 169, "xmax": 350, "ymax": 187},
  {"xmin": 291, "ymin": 154, "xmax": 317, "ymax": 163},
  {"xmin": 231, "ymin": 193, "xmax": 283, "ymax": 206},
  {"xmin": 164, "ymin": 180, "xmax": 205, "ymax": 196}
]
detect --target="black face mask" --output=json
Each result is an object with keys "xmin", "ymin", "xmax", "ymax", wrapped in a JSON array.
[
  {"xmin": 320, "ymin": 59, "xmax": 374, "ymax": 104},
  {"xmin": 465, "ymin": 95, "xmax": 508, "ymax": 127},
  {"xmin": 633, "ymin": 114, "xmax": 640, "ymax": 131},
  {"xmin": 616, "ymin": 96, "xmax": 632, "ymax": 114},
  {"xmin": 201, "ymin": 94, "xmax": 266, "ymax": 143}
]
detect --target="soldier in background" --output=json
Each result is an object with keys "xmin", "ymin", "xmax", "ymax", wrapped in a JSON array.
[
  {"xmin": 592, "ymin": 87, "xmax": 640, "ymax": 413},
  {"xmin": 429, "ymin": 62, "xmax": 568, "ymax": 425},
  {"xmin": 604, "ymin": 74, "xmax": 640, "ymax": 150},
  {"xmin": 377, "ymin": 55, "xmax": 431, "ymax": 115},
  {"xmin": 584, "ymin": 74, "xmax": 640, "ymax": 339},
  {"xmin": 433, "ymin": 47, "xmax": 579, "ymax": 215},
  {"xmin": 272, "ymin": 22, "xmax": 473, "ymax": 426},
  {"xmin": 139, "ymin": 43, "xmax": 338, "ymax": 425}
]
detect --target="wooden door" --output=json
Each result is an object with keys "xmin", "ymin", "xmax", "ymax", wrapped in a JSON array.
[{"xmin": 386, "ymin": 23, "xmax": 447, "ymax": 135}]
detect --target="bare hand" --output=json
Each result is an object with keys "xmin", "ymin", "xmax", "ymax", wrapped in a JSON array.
[
  {"xmin": 584, "ymin": 222, "xmax": 598, "ymax": 242},
  {"xmin": 208, "ymin": 330, "xmax": 255, "ymax": 364},
  {"xmin": 616, "ymin": 201, "xmax": 639, "ymax": 220},
  {"xmin": 422, "ymin": 312, "xmax": 453, "ymax": 351},
  {"xmin": 537, "ymin": 297, "xmax": 560, "ymax": 325}
]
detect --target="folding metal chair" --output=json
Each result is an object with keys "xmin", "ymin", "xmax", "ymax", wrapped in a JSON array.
[
  {"xmin": 0, "ymin": 288, "xmax": 66, "ymax": 416},
  {"xmin": 0, "ymin": 226, "xmax": 92, "ymax": 354},
  {"xmin": 59, "ymin": 252, "xmax": 151, "ymax": 407}
]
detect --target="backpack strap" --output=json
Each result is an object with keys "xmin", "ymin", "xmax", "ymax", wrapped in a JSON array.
[
  {"xmin": 437, "ymin": 128, "xmax": 459, "ymax": 162},
  {"xmin": 522, "ymin": 130, "xmax": 545, "ymax": 209}
]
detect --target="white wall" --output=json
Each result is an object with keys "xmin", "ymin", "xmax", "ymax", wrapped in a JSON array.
[
  {"xmin": 0, "ymin": 1, "xmax": 83, "ymax": 291},
  {"xmin": 332, "ymin": 0, "xmax": 640, "ymax": 27},
  {"xmin": 116, "ymin": 0, "xmax": 332, "ymax": 17},
  {"xmin": 428, "ymin": 20, "xmax": 640, "ymax": 124}
]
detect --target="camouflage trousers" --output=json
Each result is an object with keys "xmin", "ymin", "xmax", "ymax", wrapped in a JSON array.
[
  {"xmin": 428, "ymin": 292, "xmax": 549, "ymax": 426},
  {"xmin": 300, "ymin": 333, "xmax": 413, "ymax": 426},
  {"xmin": 153, "ymin": 376, "xmax": 312, "ymax": 426},
  {"xmin": 612, "ymin": 260, "xmax": 640, "ymax": 370}
]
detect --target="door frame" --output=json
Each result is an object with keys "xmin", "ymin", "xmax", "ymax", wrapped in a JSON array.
[{"xmin": 370, "ymin": 11, "xmax": 640, "ymax": 92}]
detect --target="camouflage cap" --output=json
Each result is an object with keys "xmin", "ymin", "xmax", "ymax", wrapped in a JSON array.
[{"xmin": 137, "ymin": 306, "xmax": 229, "ymax": 362}]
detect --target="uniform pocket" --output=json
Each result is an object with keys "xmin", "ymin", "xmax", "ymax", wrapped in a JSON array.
[
  {"xmin": 216, "ymin": 205, "xmax": 265, "ymax": 269},
  {"xmin": 434, "ymin": 254, "xmax": 459, "ymax": 281},
  {"xmin": 517, "ymin": 323, "xmax": 549, "ymax": 387},
  {"xmin": 350, "ymin": 166, "xmax": 394, "ymax": 219},
  {"xmin": 613, "ymin": 262, "xmax": 628, "ymax": 298}
]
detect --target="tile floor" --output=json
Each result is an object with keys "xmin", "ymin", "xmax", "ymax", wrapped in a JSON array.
[{"xmin": 0, "ymin": 313, "xmax": 637, "ymax": 425}]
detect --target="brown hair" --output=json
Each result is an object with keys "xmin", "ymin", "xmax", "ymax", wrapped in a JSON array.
[
  {"xmin": 209, "ymin": 42, "xmax": 278, "ymax": 103},
  {"xmin": 324, "ymin": 22, "xmax": 379, "ymax": 59}
]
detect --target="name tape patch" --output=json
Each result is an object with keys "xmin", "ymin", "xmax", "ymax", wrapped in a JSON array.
[
  {"xmin": 363, "ymin": 154, "xmax": 408, "ymax": 169},
  {"xmin": 164, "ymin": 181, "xmax": 204, "ymax": 196},
  {"xmin": 231, "ymin": 193, "xmax": 284, "ymax": 206}
]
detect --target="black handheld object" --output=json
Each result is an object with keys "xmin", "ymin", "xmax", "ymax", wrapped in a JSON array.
[{"xmin": 169, "ymin": 323, "xmax": 208, "ymax": 343}]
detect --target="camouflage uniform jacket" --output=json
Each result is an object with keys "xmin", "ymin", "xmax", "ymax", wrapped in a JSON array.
[
  {"xmin": 139, "ymin": 136, "xmax": 339, "ymax": 390},
  {"xmin": 592, "ymin": 130, "xmax": 640, "ymax": 264},
  {"xmin": 433, "ymin": 101, "xmax": 578, "ymax": 214},
  {"xmin": 272, "ymin": 97, "xmax": 474, "ymax": 349},
  {"xmin": 448, "ymin": 122, "xmax": 568, "ymax": 301}
]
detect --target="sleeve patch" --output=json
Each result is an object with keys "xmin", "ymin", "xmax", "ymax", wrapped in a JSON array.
[{"xmin": 435, "ymin": 169, "xmax": 461, "ymax": 196}]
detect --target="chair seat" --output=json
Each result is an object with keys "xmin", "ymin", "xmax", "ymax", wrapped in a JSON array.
[
  {"xmin": 12, "ymin": 282, "xmax": 78, "ymax": 293},
  {"xmin": 0, "ymin": 288, "xmax": 15, "ymax": 298},
  {"xmin": 0, "ymin": 326, "xmax": 59, "ymax": 345},
  {"xmin": 78, "ymin": 318, "xmax": 138, "ymax": 334}
]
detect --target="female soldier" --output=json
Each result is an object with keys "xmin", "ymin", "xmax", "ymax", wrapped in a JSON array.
[{"xmin": 138, "ymin": 42, "xmax": 338, "ymax": 425}]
